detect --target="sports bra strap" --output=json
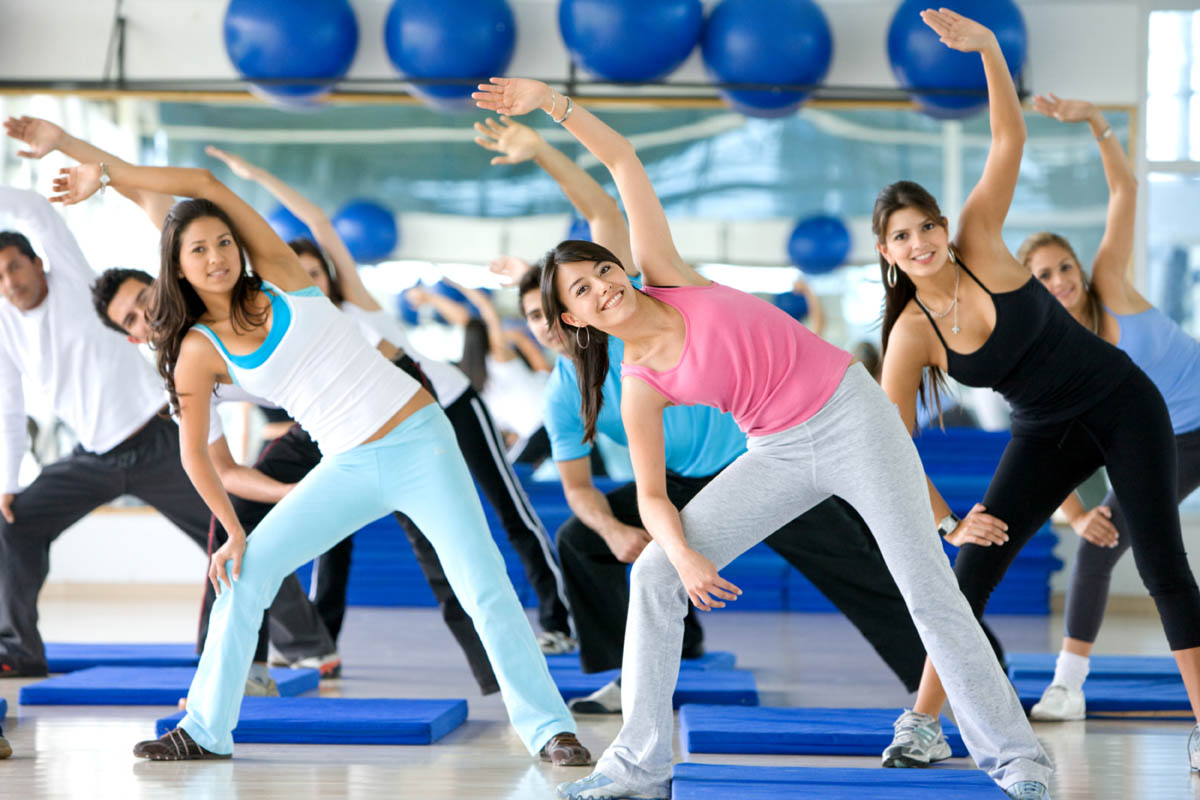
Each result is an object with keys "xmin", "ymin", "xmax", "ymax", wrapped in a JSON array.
[{"xmin": 954, "ymin": 255, "xmax": 991, "ymax": 295}]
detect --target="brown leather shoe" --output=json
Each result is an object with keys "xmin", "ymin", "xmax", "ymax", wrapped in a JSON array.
[
  {"xmin": 0, "ymin": 735, "xmax": 11, "ymax": 759},
  {"xmin": 133, "ymin": 728, "xmax": 231, "ymax": 761},
  {"xmin": 539, "ymin": 731, "xmax": 592, "ymax": 766}
]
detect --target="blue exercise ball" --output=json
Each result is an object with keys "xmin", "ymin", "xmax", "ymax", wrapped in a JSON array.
[
  {"xmin": 332, "ymin": 200, "xmax": 399, "ymax": 263},
  {"xmin": 774, "ymin": 290, "xmax": 809, "ymax": 321},
  {"xmin": 566, "ymin": 216, "xmax": 592, "ymax": 242},
  {"xmin": 701, "ymin": 0, "xmax": 833, "ymax": 118},
  {"xmin": 384, "ymin": 0, "xmax": 516, "ymax": 110},
  {"xmin": 559, "ymin": 0, "xmax": 703, "ymax": 83},
  {"xmin": 887, "ymin": 0, "xmax": 1027, "ymax": 119},
  {"xmin": 788, "ymin": 215, "xmax": 851, "ymax": 274},
  {"xmin": 266, "ymin": 205, "xmax": 313, "ymax": 245},
  {"xmin": 223, "ymin": 0, "xmax": 359, "ymax": 104}
]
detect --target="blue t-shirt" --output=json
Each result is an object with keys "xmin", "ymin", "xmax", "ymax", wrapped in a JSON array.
[{"xmin": 544, "ymin": 336, "xmax": 746, "ymax": 478}]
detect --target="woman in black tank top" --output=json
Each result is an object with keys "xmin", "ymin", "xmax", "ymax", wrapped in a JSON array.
[{"xmin": 872, "ymin": 10, "xmax": 1200, "ymax": 780}]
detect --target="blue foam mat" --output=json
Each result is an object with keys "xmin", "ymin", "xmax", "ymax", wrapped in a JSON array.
[
  {"xmin": 671, "ymin": 763, "xmax": 1003, "ymax": 799},
  {"xmin": 552, "ymin": 667, "xmax": 757, "ymax": 707},
  {"xmin": 679, "ymin": 706, "xmax": 967, "ymax": 756},
  {"xmin": 1013, "ymin": 674, "xmax": 1190, "ymax": 716},
  {"xmin": 45, "ymin": 643, "xmax": 199, "ymax": 673},
  {"xmin": 1008, "ymin": 652, "xmax": 1178, "ymax": 681},
  {"xmin": 19, "ymin": 666, "xmax": 319, "ymax": 705},
  {"xmin": 544, "ymin": 651, "xmax": 736, "ymax": 672},
  {"xmin": 155, "ymin": 697, "xmax": 467, "ymax": 744}
]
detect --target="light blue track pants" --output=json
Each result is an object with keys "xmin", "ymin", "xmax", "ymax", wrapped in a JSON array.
[{"xmin": 179, "ymin": 404, "xmax": 574, "ymax": 755}]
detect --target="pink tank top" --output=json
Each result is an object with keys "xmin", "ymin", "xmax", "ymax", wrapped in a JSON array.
[{"xmin": 620, "ymin": 283, "xmax": 852, "ymax": 436}]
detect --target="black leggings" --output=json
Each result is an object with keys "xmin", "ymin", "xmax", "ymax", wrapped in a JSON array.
[
  {"xmin": 1065, "ymin": 425, "xmax": 1200, "ymax": 643},
  {"xmin": 954, "ymin": 368, "xmax": 1200, "ymax": 651}
]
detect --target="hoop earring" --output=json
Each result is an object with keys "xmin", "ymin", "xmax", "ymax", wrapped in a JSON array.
[
  {"xmin": 947, "ymin": 246, "xmax": 958, "ymax": 264},
  {"xmin": 575, "ymin": 326, "xmax": 591, "ymax": 350},
  {"xmin": 886, "ymin": 262, "xmax": 897, "ymax": 288}
]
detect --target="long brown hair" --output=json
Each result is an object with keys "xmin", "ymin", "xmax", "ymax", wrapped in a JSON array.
[
  {"xmin": 1017, "ymin": 232, "xmax": 1102, "ymax": 334},
  {"xmin": 873, "ymin": 180, "xmax": 950, "ymax": 425},
  {"xmin": 150, "ymin": 198, "xmax": 265, "ymax": 414},
  {"xmin": 539, "ymin": 240, "xmax": 622, "ymax": 444}
]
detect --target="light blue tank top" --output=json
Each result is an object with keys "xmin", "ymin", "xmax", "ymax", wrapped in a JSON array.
[{"xmin": 1109, "ymin": 305, "xmax": 1200, "ymax": 435}]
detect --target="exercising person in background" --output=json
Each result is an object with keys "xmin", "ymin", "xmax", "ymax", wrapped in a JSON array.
[{"xmin": 1017, "ymin": 94, "xmax": 1200, "ymax": 724}]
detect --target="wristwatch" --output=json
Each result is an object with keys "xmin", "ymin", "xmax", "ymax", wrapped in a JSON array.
[
  {"xmin": 936, "ymin": 512, "xmax": 961, "ymax": 538},
  {"xmin": 99, "ymin": 162, "xmax": 111, "ymax": 195}
]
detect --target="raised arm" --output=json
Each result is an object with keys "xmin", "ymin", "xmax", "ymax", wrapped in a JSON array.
[
  {"xmin": 475, "ymin": 78, "xmax": 704, "ymax": 288},
  {"xmin": 404, "ymin": 284, "xmax": 472, "ymax": 328},
  {"xmin": 929, "ymin": 10, "xmax": 1026, "ymax": 254},
  {"xmin": 442, "ymin": 278, "xmax": 513, "ymax": 362},
  {"xmin": 205, "ymin": 146, "xmax": 381, "ymax": 312},
  {"xmin": 474, "ymin": 116, "xmax": 636, "ymax": 273},
  {"xmin": 49, "ymin": 160, "xmax": 309, "ymax": 292},
  {"xmin": 4, "ymin": 116, "xmax": 174, "ymax": 229}
]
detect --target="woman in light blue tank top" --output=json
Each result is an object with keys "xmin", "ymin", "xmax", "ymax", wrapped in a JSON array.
[
  {"xmin": 50, "ymin": 159, "xmax": 588, "ymax": 765},
  {"xmin": 1020, "ymin": 94, "xmax": 1200, "ymax": 724}
]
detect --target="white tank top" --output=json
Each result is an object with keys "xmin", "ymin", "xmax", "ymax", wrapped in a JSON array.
[
  {"xmin": 192, "ymin": 282, "xmax": 419, "ymax": 456},
  {"xmin": 339, "ymin": 303, "xmax": 471, "ymax": 406}
]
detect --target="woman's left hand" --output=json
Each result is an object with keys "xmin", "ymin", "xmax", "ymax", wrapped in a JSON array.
[
  {"xmin": 667, "ymin": 546, "xmax": 742, "ymax": 611},
  {"xmin": 49, "ymin": 164, "xmax": 101, "ymax": 206},
  {"xmin": 921, "ymin": 7, "xmax": 997, "ymax": 54},
  {"xmin": 473, "ymin": 77, "xmax": 554, "ymax": 117}
]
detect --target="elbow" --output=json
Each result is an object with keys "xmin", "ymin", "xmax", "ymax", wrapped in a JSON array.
[{"xmin": 602, "ymin": 137, "xmax": 638, "ymax": 171}]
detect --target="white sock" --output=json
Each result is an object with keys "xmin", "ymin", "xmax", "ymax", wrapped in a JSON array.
[
  {"xmin": 248, "ymin": 662, "xmax": 271, "ymax": 684},
  {"xmin": 1052, "ymin": 650, "xmax": 1090, "ymax": 692}
]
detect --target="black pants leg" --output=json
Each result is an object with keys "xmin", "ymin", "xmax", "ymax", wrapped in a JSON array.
[
  {"xmin": 556, "ymin": 477, "xmax": 708, "ymax": 674},
  {"xmin": 312, "ymin": 536, "xmax": 353, "ymax": 643},
  {"xmin": 444, "ymin": 388, "xmax": 572, "ymax": 635}
]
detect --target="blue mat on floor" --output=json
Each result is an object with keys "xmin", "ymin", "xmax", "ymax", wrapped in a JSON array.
[
  {"xmin": 678, "ymin": 706, "xmax": 968, "ymax": 756},
  {"xmin": 552, "ymin": 667, "xmax": 757, "ymax": 707},
  {"xmin": 671, "ymin": 763, "xmax": 1003, "ymax": 799},
  {"xmin": 19, "ymin": 666, "xmax": 319, "ymax": 705},
  {"xmin": 544, "ymin": 651, "xmax": 736, "ymax": 672},
  {"xmin": 45, "ymin": 643, "xmax": 199, "ymax": 673},
  {"xmin": 1008, "ymin": 652, "xmax": 1178, "ymax": 681},
  {"xmin": 155, "ymin": 697, "xmax": 467, "ymax": 744},
  {"xmin": 1013, "ymin": 674, "xmax": 1190, "ymax": 716}
]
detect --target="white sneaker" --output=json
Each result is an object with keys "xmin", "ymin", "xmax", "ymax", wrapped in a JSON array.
[
  {"xmin": 288, "ymin": 652, "xmax": 342, "ymax": 679},
  {"xmin": 244, "ymin": 673, "xmax": 280, "ymax": 697},
  {"xmin": 568, "ymin": 679, "xmax": 621, "ymax": 714},
  {"xmin": 1188, "ymin": 724, "xmax": 1200, "ymax": 771},
  {"xmin": 1006, "ymin": 781, "xmax": 1051, "ymax": 799},
  {"xmin": 1030, "ymin": 683, "xmax": 1085, "ymax": 721},
  {"xmin": 538, "ymin": 631, "xmax": 578, "ymax": 655},
  {"xmin": 881, "ymin": 709, "xmax": 953, "ymax": 767},
  {"xmin": 557, "ymin": 772, "xmax": 665, "ymax": 800}
]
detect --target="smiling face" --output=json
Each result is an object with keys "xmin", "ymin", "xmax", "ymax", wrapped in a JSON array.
[
  {"xmin": 1027, "ymin": 242, "xmax": 1087, "ymax": 315},
  {"xmin": 878, "ymin": 207, "xmax": 951, "ymax": 280},
  {"xmin": 177, "ymin": 216, "xmax": 242, "ymax": 294},
  {"xmin": 554, "ymin": 259, "xmax": 635, "ymax": 331},
  {"xmin": 106, "ymin": 276, "xmax": 154, "ymax": 343},
  {"xmin": 0, "ymin": 245, "xmax": 48, "ymax": 311},
  {"xmin": 521, "ymin": 286, "xmax": 564, "ymax": 353}
]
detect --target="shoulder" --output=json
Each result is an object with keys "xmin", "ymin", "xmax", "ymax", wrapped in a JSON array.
[
  {"xmin": 178, "ymin": 328, "xmax": 224, "ymax": 372},
  {"xmin": 887, "ymin": 305, "xmax": 936, "ymax": 365}
]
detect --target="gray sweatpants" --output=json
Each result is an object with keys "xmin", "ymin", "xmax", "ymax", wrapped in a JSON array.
[{"xmin": 596, "ymin": 364, "xmax": 1051, "ymax": 796}]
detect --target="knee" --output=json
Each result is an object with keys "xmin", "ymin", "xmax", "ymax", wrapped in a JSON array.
[{"xmin": 629, "ymin": 543, "xmax": 680, "ymax": 596}]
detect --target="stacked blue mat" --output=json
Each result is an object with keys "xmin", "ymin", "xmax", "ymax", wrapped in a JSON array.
[
  {"xmin": 44, "ymin": 642, "xmax": 199, "ymax": 673},
  {"xmin": 1008, "ymin": 653, "xmax": 1190, "ymax": 716},
  {"xmin": 291, "ymin": 430, "xmax": 1060, "ymax": 614},
  {"xmin": 672, "ymin": 764, "xmax": 1004, "ymax": 799},
  {"xmin": 19, "ymin": 666, "xmax": 319, "ymax": 705}
]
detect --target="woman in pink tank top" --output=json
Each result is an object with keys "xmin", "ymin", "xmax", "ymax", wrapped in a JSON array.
[{"xmin": 475, "ymin": 13, "xmax": 1051, "ymax": 800}]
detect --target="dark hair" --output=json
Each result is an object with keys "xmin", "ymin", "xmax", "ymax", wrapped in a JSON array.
[
  {"xmin": 91, "ymin": 267, "xmax": 154, "ymax": 334},
  {"xmin": 150, "ymin": 198, "xmax": 264, "ymax": 414},
  {"xmin": 518, "ymin": 261, "xmax": 542, "ymax": 302},
  {"xmin": 1017, "ymin": 231, "xmax": 1102, "ymax": 334},
  {"xmin": 539, "ymin": 239, "xmax": 621, "ymax": 444},
  {"xmin": 852, "ymin": 340, "xmax": 882, "ymax": 382},
  {"xmin": 0, "ymin": 231, "xmax": 38, "ymax": 262},
  {"xmin": 288, "ymin": 237, "xmax": 344, "ymax": 306},
  {"xmin": 459, "ymin": 318, "xmax": 489, "ymax": 393},
  {"xmin": 873, "ymin": 180, "xmax": 950, "ymax": 424}
]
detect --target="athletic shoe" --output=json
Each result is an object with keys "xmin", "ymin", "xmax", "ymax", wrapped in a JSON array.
[
  {"xmin": 0, "ymin": 660, "xmax": 45, "ymax": 678},
  {"xmin": 0, "ymin": 734, "xmax": 11, "ymax": 759},
  {"xmin": 1188, "ymin": 723, "xmax": 1200, "ymax": 771},
  {"xmin": 1005, "ymin": 780, "xmax": 1051, "ymax": 799},
  {"xmin": 1029, "ymin": 683, "xmax": 1085, "ymax": 721},
  {"xmin": 540, "ymin": 732, "xmax": 592, "ymax": 766},
  {"xmin": 568, "ymin": 679, "xmax": 621, "ymax": 714},
  {"xmin": 244, "ymin": 673, "xmax": 279, "ymax": 697},
  {"xmin": 538, "ymin": 631, "xmax": 578, "ymax": 655},
  {"xmin": 288, "ymin": 652, "xmax": 342, "ymax": 679},
  {"xmin": 556, "ymin": 772, "xmax": 666, "ymax": 800},
  {"xmin": 881, "ymin": 709, "xmax": 953, "ymax": 768},
  {"xmin": 133, "ymin": 727, "xmax": 231, "ymax": 761}
]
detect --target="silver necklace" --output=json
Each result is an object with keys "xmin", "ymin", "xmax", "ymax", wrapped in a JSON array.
[{"xmin": 914, "ymin": 263, "xmax": 961, "ymax": 334}]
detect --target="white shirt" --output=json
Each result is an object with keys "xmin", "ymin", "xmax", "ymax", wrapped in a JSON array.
[{"xmin": 0, "ymin": 187, "xmax": 165, "ymax": 492}]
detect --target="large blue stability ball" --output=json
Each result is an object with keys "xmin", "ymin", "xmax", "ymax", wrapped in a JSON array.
[
  {"xmin": 888, "ymin": 0, "xmax": 1027, "ymax": 119},
  {"xmin": 223, "ymin": 0, "xmax": 359, "ymax": 104},
  {"xmin": 566, "ymin": 216, "xmax": 592, "ymax": 242},
  {"xmin": 266, "ymin": 205, "xmax": 313, "ymax": 244},
  {"xmin": 559, "ymin": 0, "xmax": 703, "ymax": 83},
  {"xmin": 788, "ymin": 215, "xmax": 851, "ymax": 274},
  {"xmin": 774, "ymin": 290, "xmax": 809, "ymax": 321},
  {"xmin": 701, "ymin": 0, "xmax": 833, "ymax": 118},
  {"xmin": 332, "ymin": 200, "xmax": 399, "ymax": 263},
  {"xmin": 384, "ymin": 0, "xmax": 516, "ymax": 110}
]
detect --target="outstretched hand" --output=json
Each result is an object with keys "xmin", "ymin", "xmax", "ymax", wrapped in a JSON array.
[
  {"xmin": 489, "ymin": 255, "xmax": 532, "ymax": 285},
  {"xmin": 473, "ymin": 116, "xmax": 545, "ymax": 165},
  {"xmin": 49, "ymin": 164, "xmax": 101, "ymax": 206},
  {"xmin": 921, "ymin": 7, "xmax": 997, "ymax": 54},
  {"xmin": 205, "ymin": 145, "xmax": 259, "ymax": 181},
  {"xmin": 3, "ymin": 116, "xmax": 66, "ymax": 159},
  {"xmin": 472, "ymin": 77, "xmax": 554, "ymax": 117},
  {"xmin": 209, "ymin": 534, "xmax": 246, "ymax": 597},
  {"xmin": 1032, "ymin": 93, "xmax": 1097, "ymax": 124}
]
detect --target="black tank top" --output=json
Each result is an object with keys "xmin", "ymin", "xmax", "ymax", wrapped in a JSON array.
[{"xmin": 917, "ymin": 261, "xmax": 1134, "ymax": 428}]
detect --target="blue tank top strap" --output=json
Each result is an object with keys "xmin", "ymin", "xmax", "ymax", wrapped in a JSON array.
[{"xmin": 287, "ymin": 286, "xmax": 325, "ymax": 298}]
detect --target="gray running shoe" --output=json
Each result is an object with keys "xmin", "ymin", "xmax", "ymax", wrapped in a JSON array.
[
  {"xmin": 0, "ymin": 734, "xmax": 11, "ymax": 759},
  {"xmin": 1189, "ymin": 723, "xmax": 1200, "ymax": 771},
  {"xmin": 538, "ymin": 631, "xmax": 578, "ymax": 655},
  {"xmin": 568, "ymin": 679, "xmax": 621, "ymax": 714},
  {"xmin": 244, "ymin": 673, "xmax": 280, "ymax": 697},
  {"xmin": 1005, "ymin": 780, "xmax": 1051, "ymax": 799},
  {"xmin": 881, "ymin": 708, "xmax": 953, "ymax": 768}
]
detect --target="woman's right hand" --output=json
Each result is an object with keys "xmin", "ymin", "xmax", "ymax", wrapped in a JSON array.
[
  {"xmin": 473, "ymin": 116, "xmax": 545, "ymax": 165},
  {"xmin": 209, "ymin": 533, "xmax": 246, "ymax": 596},
  {"xmin": 3, "ymin": 115, "xmax": 66, "ymax": 159},
  {"xmin": 1071, "ymin": 505, "xmax": 1119, "ymax": 548},
  {"xmin": 921, "ymin": 7, "xmax": 996, "ymax": 54},
  {"xmin": 488, "ymin": 255, "xmax": 532, "ymax": 285},
  {"xmin": 205, "ymin": 146, "xmax": 260, "ymax": 181},
  {"xmin": 1032, "ymin": 93, "xmax": 1097, "ymax": 125},
  {"xmin": 473, "ymin": 77, "xmax": 555, "ymax": 118},
  {"xmin": 667, "ymin": 546, "xmax": 742, "ymax": 611},
  {"xmin": 49, "ymin": 164, "xmax": 101, "ymax": 206},
  {"xmin": 945, "ymin": 502, "xmax": 1010, "ymax": 547}
]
